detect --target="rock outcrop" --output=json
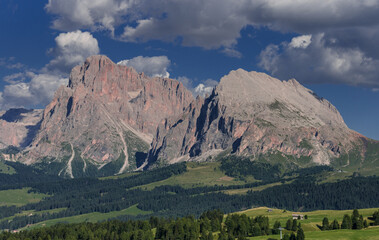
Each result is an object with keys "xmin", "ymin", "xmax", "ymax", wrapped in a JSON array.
[
  {"xmin": 0, "ymin": 108, "xmax": 43, "ymax": 150},
  {"xmin": 148, "ymin": 69, "xmax": 365, "ymax": 167},
  {"xmin": 20, "ymin": 55, "xmax": 193, "ymax": 177},
  {"xmin": 4, "ymin": 57, "xmax": 373, "ymax": 176}
]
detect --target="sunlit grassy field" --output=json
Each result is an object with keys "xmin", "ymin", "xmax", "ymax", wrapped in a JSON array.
[
  {"xmin": 135, "ymin": 162, "xmax": 255, "ymax": 190},
  {"xmin": 233, "ymin": 207, "xmax": 379, "ymax": 240},
  {"xmin": 237, "ymin": 207, "xmax": 377, "ymax": 230},
  {"xmin": 247, "ymin": 227, "xmax": 379, "ymax": 240},
  {"xmin": 21, "ymin": 204, "xmax": 152, "ymax": 230},
  {"xmin": 0, "ymin": 188, "xmax": 49, "ymax": 206}
]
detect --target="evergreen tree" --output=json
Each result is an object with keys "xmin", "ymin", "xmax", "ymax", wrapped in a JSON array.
[
  {"xmin": 351, "ymin": 215, "xmax": 364, "ymax": 230},
  {"xmin": 255, "ymin": 215, "xmax": 270, "ymax": 235},
  {"xmin": 200, "ymin": 217, "xmax": 211, "ymax": 234},
  {"xmin": 373, "ymin": 209, "xmax": 379, "ymax": 226},
  {"xmin": 200, "ymin": 209, "xmax": 223, "ymax": 232},
  {"xmin": 331, "ymin": 219, "xmax": 340, "ymax": 230},
  {"xmin": 251, "ymin": 223, "xmax": 262, "ymax": 236},
  {"xmin": 292, "ymin": 219, "xmax": 298, "ymax": 232},
  {"xmin": 341, "ymin": 214, "xmax": 352, "ymax": 229},
  {"xmin": 352, "ymin": 209, "xmax": 360, "ymax": 219},
  {"xmin": 322, "ymin": 217, "xmax": 329, "ymax": 231},
  {"xmin": 356, "ymin": 215, "xmax": 364, "ymax": 230},
  {"xmin": 217, "ymin": 230, "xmax": 228, "ymax": 240},
  {"xmin": 296, "ymin": 227, "xmax": 305, "ymax": 240},
  {"xmin": 272, "ymin": 220, "xmax": 281, "ymax": 234},
  {"xmin": 227, "ymin": 232, "xmax": 234, "ymax": 240},
  {"xmin": 149, "ymin": 216, "xmax": 159, "ymax": 228},
  {"xmin": 351, "ymin": 209, "xmax": 363, "ymax": 230},
  {"xmin": 286, "ymin": 219, "xmax": 293, "ymax": 230},
  {"xmin": 289, "ymin": 232, "xmax": 297, "ymax": 240},
  {"xmin": 283, "ymin": 233, "xmax": 290, "ymax": 240}
]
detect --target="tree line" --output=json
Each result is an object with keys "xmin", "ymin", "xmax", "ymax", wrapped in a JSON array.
[
  {"xmin": 318, "ymin": 209, "xmax": 379, "ymax": 231},
  {"xmin": 0, "ymin": 210, "xmax": 305, "ymax": 240}
]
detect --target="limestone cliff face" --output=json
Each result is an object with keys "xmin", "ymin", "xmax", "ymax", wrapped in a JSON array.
[
  {"xmin": 0, "ymin": 108, "xmax": 43, "ymax": 150},
  {"xmin": 148, "ymin": 69, "xmax": 365, "ymax": 167},
  {"xmin": 21, "ymin": 55, "xmax": 193, "ymax": 177}
]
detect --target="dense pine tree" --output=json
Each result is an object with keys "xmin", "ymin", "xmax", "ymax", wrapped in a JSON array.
[
  {"xmin": 351, "ymin": 209, "xmax": 364, "ymax": 230},
  {"xmin": 297, "ymin": 226, "xmax": 305, "ymax": 240},
  {"xmin": 286, "ymin": 219, "xmax": 293, "ymax": 230},
  {"xmin": 292, "ymin": 219, "xmax": 298, "ymax": 231},
  {"xmin": 331, "ymin": 219, "xmax": 340, "ymax": 230},
  {"xmin": 272, "ymin": 220, "xmax": 281, "ymax": 234},
  {"xmin": 290, "ymin": 232, "xmax": 297, "ymax": 240},
  {"xmin": 283, "ymin": 233, "xmax": 290, "ymax": 240},
  {"xmin": 373, "ymin": 209, "xmax": 379, "ymax": 226},
  {"xmin": 341, "ymin": 214, "xmax": 352, "ymax": 229},
  {"xmin": 322, "ymin": 217, "xmax": 330, "ymax": 231}
]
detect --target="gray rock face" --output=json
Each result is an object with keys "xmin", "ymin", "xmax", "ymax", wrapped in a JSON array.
[
  {"xmin": 19, "ymin": 55, "xmax": 193, "ymax": 177},
  {"xmin": 0, "ymin": 108, "xmax": 43, "ymax": 150},
  {"xmin": 4, "ymin": 58, "xmax": 372, "ymax": 176},
  {"xmin": 148, "ymin": 69, "xmax": 365, "ymax": 167}
]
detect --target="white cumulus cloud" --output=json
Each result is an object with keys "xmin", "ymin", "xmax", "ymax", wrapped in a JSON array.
[
  {"xmin": 46, "ymin": 0, "xmax": 249, "ymax": 50},
  {"xmin": 259, "ymin": 33, "xmax": 379, "ymax": 87},
  {"xmin": 45, "ymin": 0, "xmax": 134, "ymax": 34},
  {"xmin": 178, "ymin": 76, "xmax": 218, "ymax": 97},
  {"xmin": 117, "ymin": 56, "xmax": 170, "ymax": 78},
  {"xmin": 45, "ymin": 30, "xmax": 100, "ymax": 74},
  {"xmin": 45, "ymin": 0, "xmax": 379, "ymax": 86},
  {"xmin": 289, "ymin": 35, "xmax": 312, "ymax": 49},
  {"xmin": 0, "ymin": 30, "xmax": 99, "ymax": 110},
  {"xmin": 194, "ymin": 84, "xmax": 214, "ymax": 96},
  {"xmin": 39, "ymin": 0, "xmax": 379, "ymax": 87},
  {"xmin": 0, "ymin": 74, "xmax": 68, "ymax": 110}
]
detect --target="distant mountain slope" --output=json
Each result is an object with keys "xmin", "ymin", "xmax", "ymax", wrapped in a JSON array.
[
  {"xmin": 1, "ymin": 56, "xmax": 377, "ymax": 177},
  {"xmin": 148, "ymin": 69, "xmax": 372, "ymax": 171},
  {"xmin": 17, "ymin": 55, "xmax": 193, "ymax": 177},
  {"xmin": 0, "ymin": 108, "xmax": 42, "ymax": 151}
]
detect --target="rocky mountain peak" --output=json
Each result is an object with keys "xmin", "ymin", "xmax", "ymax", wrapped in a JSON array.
[
  {"xmin": 1, "ymin": 56, "xmax": 372, "ymax": 177},
  {"xmin": 216, "ymin": 69, "xmax": 345, "ymax": 127},
  {"xmin": 148, "ymin": 69, "xmax": 361, "ymax": 167},
  {"xmin": 15, "ymin": 56, "xmax": 193, "ymax": 177},
  {"xmin": 68, "ymin": 55, "xmax": 144, "ymax": 101}
]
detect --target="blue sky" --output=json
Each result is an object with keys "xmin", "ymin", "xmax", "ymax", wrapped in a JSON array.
[{"xmin": 0, "ymin": 0, "xmax": 379, "ymax": 140}]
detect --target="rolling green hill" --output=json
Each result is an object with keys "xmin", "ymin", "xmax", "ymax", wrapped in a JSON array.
[
  {"xmin": 0, "ymin": 188, "xmax": 49, "ymax": 207},
  {"xmin": 238, "ymin": 207, "xmax": 379, "ymax": 240}
]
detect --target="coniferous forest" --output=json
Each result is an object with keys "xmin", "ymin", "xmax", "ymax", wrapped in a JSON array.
[
  {"xmin": 0, "ymin": 209, "xmax": 298, "ymax": 240},
  {"xmin": 0, "ymin": 161, "xmax": 378, "ymax": 231}
]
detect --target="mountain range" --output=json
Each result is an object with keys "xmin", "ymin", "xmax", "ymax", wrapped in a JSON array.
[{"xmin": 1, "ymin": 55, "xmax": 378, "ymax": 177}]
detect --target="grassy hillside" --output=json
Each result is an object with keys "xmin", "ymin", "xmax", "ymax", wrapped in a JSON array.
[
  {"xmin": 12, "ymin": 206, "xmax": 379, "ymax": 240},
  {"xmin": 0, "ymin": 160, "xmax": 16, "ymax": 174},
  {"xmin": 236, "ymin": 207, "xmax": 379, "ymax": 239},
  {"xmin": 136, "ymin": 162, "xmax": 253, "ymax": 190},
  {"xmin": 0, "ymin": 161, "xmax": 378, "ymax": 234},
  {"xmin": 0, "ymin": 188, "xmax": 49, "ymax": 206},
  {"xmin": 331, "ymin": 139, "xmax": 379, "ymax": 176},
  {"xmin": 20, "ymin": 204, "xmax": 152, "ymax": 230},
  {"xmin": 238, "ymin": 207, "xmax": 376, "ymax": 229},
  {"xmin": 248, "ymin": 227, "xmax": 379, "ymax": 240}
]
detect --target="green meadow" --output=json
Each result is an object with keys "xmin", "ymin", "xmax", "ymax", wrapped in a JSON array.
[
  {"xmin": 248, "ymin": 227, "xmax": 379, "ymax": 240},
  {"xmin": 0, "ymin": 188, "xmax": 49, "ymax": 206},
  {"xmin": 20, "ymin": 204, "xmax": 152, "ymax": 230},
  {"xmin": 135, "ymin": 162, "xmax": 253, "ymax": 190},
  {"xmin": 0, "ymin": 160, "xmax": 16, "ymax": 174},
  {"xmin": 236, "ymin": 207, "xmax": 379, "ymax": 240}
]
